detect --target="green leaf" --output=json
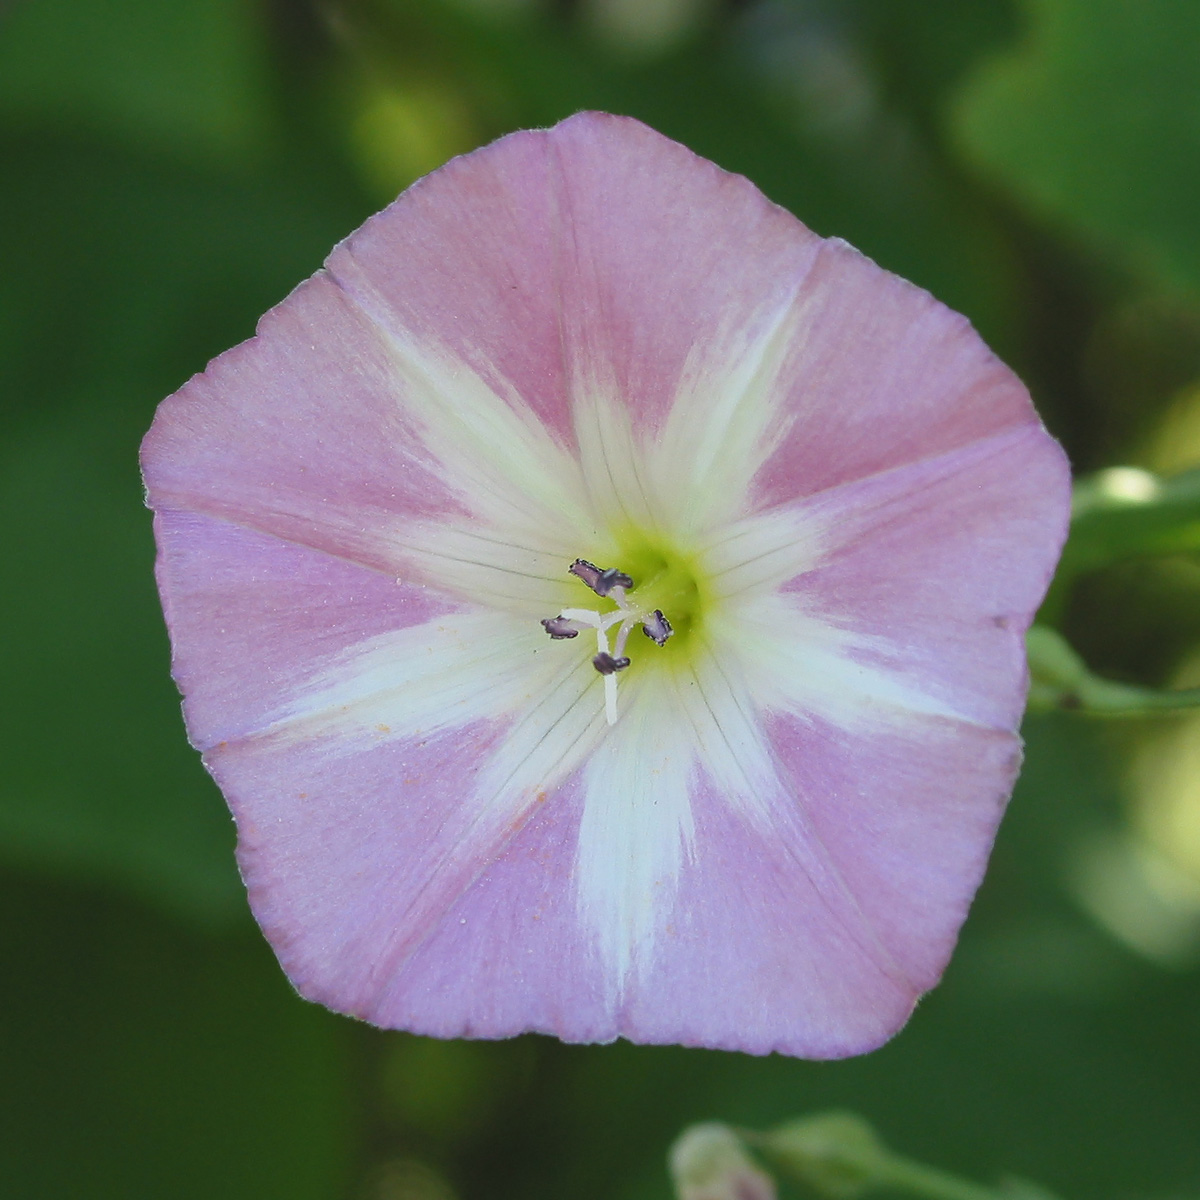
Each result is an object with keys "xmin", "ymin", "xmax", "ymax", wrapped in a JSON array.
[
  {"xmin": 1062, "ymin": 467, "xmax": 1200, "ymax": 576},
  {"xmin": 953, "ymin": 0, "xmax": 1200, "ymax": 298}
]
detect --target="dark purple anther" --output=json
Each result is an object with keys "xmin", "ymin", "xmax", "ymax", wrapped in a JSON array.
[
  {"xmin": 570, "ymin": 558, "xmax": 633, "ymax": 597},
  {"xmin": 592, "ymin": 652, "xmax": 631, "ymax": 675},
  {"xmin": 541, "ymin": 616, "xmax": 579, "ymax": 639},
  {"xmin": 641, "ymin": 610, "xmax": 673, "ymax": 646},
  {"xmin": 595, "ymin": 567, "xmax": 634, "ymax": 596},
  {"xmin": 569, "ymin": 559, "xmax": 603, "ymax": 589}
]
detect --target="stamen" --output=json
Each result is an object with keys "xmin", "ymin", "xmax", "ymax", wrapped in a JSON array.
[
  {"xmin": 592, "ymin": 652, "xmax": 631, "ymax": 675},
  {"xmin": 559, "ymin": 607, "xmax": 620, "ymax": 629},
  {"xmin": 592, "ymin": 650, "xmax": 630, "ymax": 727},
  {"xmin": 568, "ymin": 558, "xmax": 603, "ymax": 590},
  {"xmin": 591, "ymin": 616, "xmax": 620, "ymax": 727},
  {"xmin": 545, "ymin": 560, "xmax": 674, "ymax": 726},
  {"xmin": 569, "ymin": 558, "xmax": 634, "ymax": 597},
  {"xmin": 641, "ymin": 609, "xmax": 673, "ymax": 647},
  {"xmin": 612, "ymin": 617, "xmax": 638, "ymax": 660},
  {"xmin": 595, "ymin": 567, "xmax": 634, "ymax": 597}
]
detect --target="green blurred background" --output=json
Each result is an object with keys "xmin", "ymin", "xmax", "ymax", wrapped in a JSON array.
[{"xmin": 3, "ymin": 0, "xmax": 1200, "ymax": 1196}]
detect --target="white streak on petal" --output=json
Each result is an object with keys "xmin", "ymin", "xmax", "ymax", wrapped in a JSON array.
[
  {"xmin": 392, "ymin": 519, "xmax": 577, "ymax": 617},
  {"xmin": 700, "ymin": 504, "xmax": 829, "ymax": 599},
  {"xmin": 732, "ymin": 593, "xmax": 990, "ymax": 732},
  {"xmin": 474, "ymin": 656, "xmax": 610, "ymax": 816},
  {"xmin": 651, "ymin": 279, "xmax": 814, "ymax": 535},
  {"xmin": 665, "ymin": 648, "xmax": 783, "ymax": 833},
  {"xmin": 575, "ymin": 673, "xmax": 696, "ymax": 1000},
  {"xmin": 256, "ymin": 610, "xmax": 562, "ymax": 748},
  {"xmin": 572, "ymin": 390, "xmax": 662, "ymax": 531},
  {"xmin": 380, "ymin": 663, "xmax": 612, "ymax": 990},
  {"xmin": 343, "ymin": 282, "xmax": 593, "ymax": 536}
]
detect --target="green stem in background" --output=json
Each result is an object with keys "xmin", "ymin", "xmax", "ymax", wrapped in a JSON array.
[
  {"xmin": 1041, "ymin": 465, "xmax": 1200, "ymax": 623},
  {"xmin": 1062, "ymin": 466, "xmax": 1200, "ymax": 575},
  {"xmin": 1026, "ymin": 625, "xmax": 1200, "ymax": 716},
  {"xmin": 1026, "ymin": 465, "xmax": 1200, "ymax": 716},
  {"xmin": 731, "ymin": 1112, "xmax": 1059, "ymax": 1200}
]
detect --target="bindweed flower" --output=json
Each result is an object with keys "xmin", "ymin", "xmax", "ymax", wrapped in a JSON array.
[{"xmin": 141, "ymin": 113, "xmax": 1070, "ymax": 1057}]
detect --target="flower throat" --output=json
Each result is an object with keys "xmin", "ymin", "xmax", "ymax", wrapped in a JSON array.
[{"xmin": 540, "ymin": 539, "xmax": 706, "ymax": 725}]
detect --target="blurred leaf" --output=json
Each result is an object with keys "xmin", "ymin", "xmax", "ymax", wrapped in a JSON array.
[
  {"xmin": 1041, "ymin": 466, "xmax": 1200, "ymax": 657},
  {"xmin": 1063, "ymin": 466, "xmax": 1200, "ymax": 576},
  {"xmin": 758, "ymin": 1110, "xmax": 1055, "ymax": 1200},
  {"xmin": 0, "ymin": 0, "xmax": 271, "ymax": 164},
  {"xmin": 347, "ymin": 74, "xmax": 479, "ymax": 202},
  {"xmin": 859, "ymin": 0, "xmax": 1021, "ymax": 124},
  {"xmin": 760, "ymin": 1112, "xmax": 891, "ymax": 1200},
  {"xmin": 0, "ymin": 871, "xmax": 352, "ymax": 1198},
  {"xmin": 953, "ymin": 0, "xmax": 1200, "ymax": 298}
]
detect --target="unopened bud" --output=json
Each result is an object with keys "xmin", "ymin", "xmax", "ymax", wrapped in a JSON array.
[
  {"xmin": 760, "ymin": 1112, "xmax": 888, "ymax": 1199},
  {"xmin": 669, "ymin": 1123, "xmax": 777, "ymax": 1200}
]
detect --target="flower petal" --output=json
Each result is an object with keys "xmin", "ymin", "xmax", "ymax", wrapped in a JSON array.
[
  {"xmin": 142, "ymin": 274, "xmax": 460, "ymax": 576},
  {"xmin": 575, "ymin": 671, "xmax": 697, "ymax": 1000},
  {"xmin": 750, "ymin": 236, "xmax": 1047, "ymax": 505},
  {"xmin": 764, "ymin": 709, "xmax": 1023, "ymax": 1003},
  {"xmin": 779, "ymin": 421, "xmax": 1070, "ymax": 730},
  {"xmin": 347, "ymin": 734, "xmax": 928, "ymax": 1056},
  {"xmin": 152, "ymin": 507, "xmax": 451, "ymax": 748},
  {"xmin": 326, "ymin": 113, "xmax": 824, "ymax": 509},
  {"xmin": 143, "ymin": 268, "xmax": 590, "ymax": 604},
  {"xmin": 210, "ymin": 628, "xmax": 608, "ymax": 1027},
  {"xmin": 260, "ymin": 610, "xmax": 555, "ymax": 748}
]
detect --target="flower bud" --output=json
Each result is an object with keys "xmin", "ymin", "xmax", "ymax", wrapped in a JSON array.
[
  {"xmin": 669, "ymin": 1123, "xmax": 777, "ymax": 1200},
  {"xmin": 760, "ymin": 1112, "xmax": 888, "ymax": 1199}
]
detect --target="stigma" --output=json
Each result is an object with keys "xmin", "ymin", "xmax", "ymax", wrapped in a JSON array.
[{"xmin": 541, "ymin": 559, "xmax": 673, "ymax": 726}]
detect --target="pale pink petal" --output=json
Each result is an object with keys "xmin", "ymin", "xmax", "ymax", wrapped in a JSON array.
[
  {"xmin": 142, "ymin": 274, "xmax": 464, "ymax": 575},
  {"xmin": 215, "ymin": 703, "xmax": 1013, "ymax": 1055},
  {"xmin": 341, "ymin": 767, "xmax": 614, "ymax": 1041},
  {"xmin": 210, "ymin": 725, "xmax": 541, "ymax": 1024},
  {"xmin": 238, "ymin": 644, "xmax": 1013, "ymax": 1055},
  {"xmin": 152, "ymin": 508, "xmax": 452, "ymax": 748},
  {"xmin": 782, "ymin": 422, "xmax": 1071, "ymax": 730},
  {"xmin": 749, "ymin": 236, "xmax": 1043, "ymax": 506},
  {"xmin": 330, "ymin": 759, "xmax": 920, "ymax": 1057},
  {"xmin": 325, "ymin": 112, "xmax": 823, "ymax": 455},
  {"xmin": 208, "ymin": 667, "xmax": 608, "ymax": 1028},
  {"xmin": 760, "ymin": 712, "xmax": 1021, "ymax": 1004}
]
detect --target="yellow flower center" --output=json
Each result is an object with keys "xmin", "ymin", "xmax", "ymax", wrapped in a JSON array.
[{"xmin": 603, "ymin": 527, "xmax": 708, "ymax": 657}]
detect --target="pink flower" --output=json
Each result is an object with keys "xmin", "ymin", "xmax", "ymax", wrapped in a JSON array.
[{"xmin": 141, "ymin": 113, "xmax": 1070, "ymax": 1057}]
